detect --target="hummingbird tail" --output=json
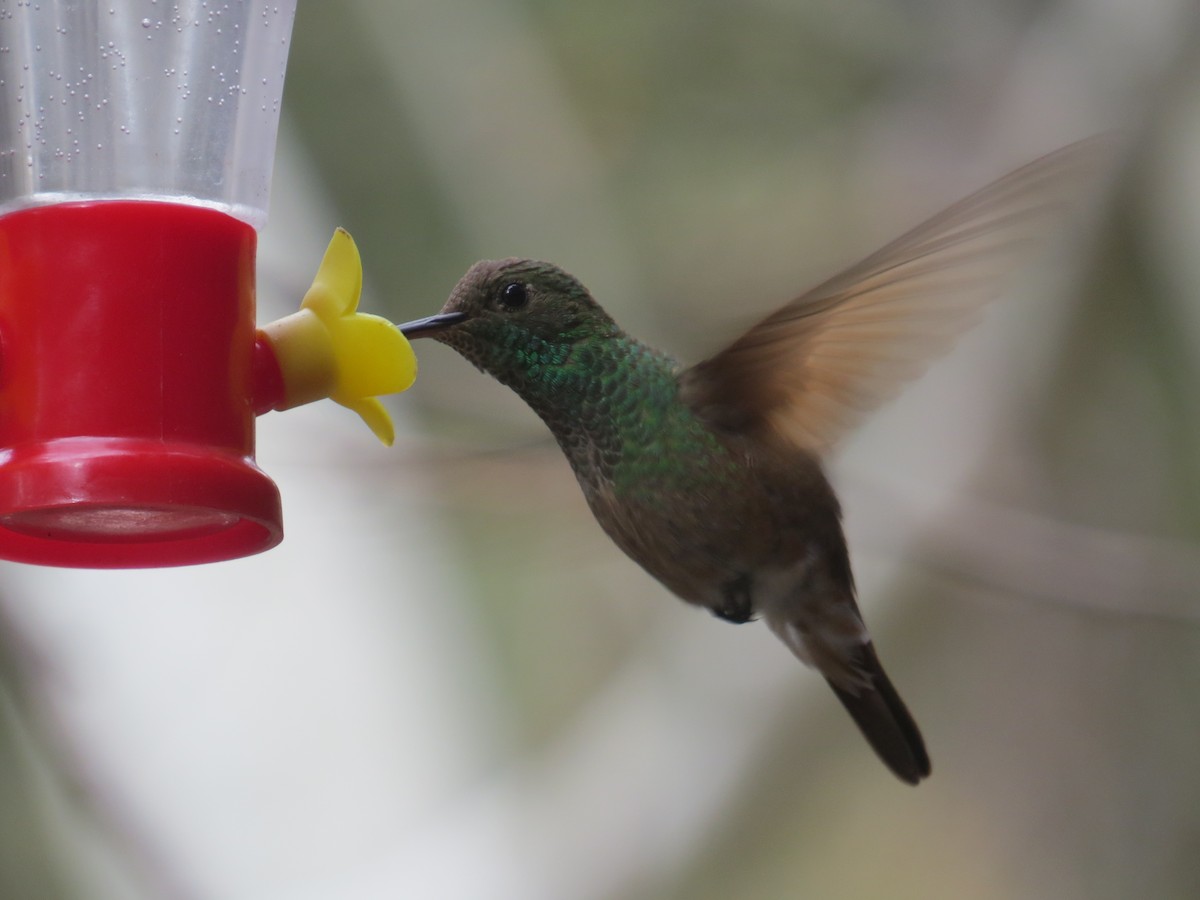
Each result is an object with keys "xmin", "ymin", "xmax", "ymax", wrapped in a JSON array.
[{"xmin": 826, "ymin": 641, "xmax": 931, "ymax": 785}]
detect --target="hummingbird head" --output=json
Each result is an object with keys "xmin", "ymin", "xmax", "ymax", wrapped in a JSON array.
[{"xmin": 399, "ymin": 258, "xmax": 620, "ymax": 390}]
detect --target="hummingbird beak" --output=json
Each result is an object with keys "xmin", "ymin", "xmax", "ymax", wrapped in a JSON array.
[{"xmin": 397, "ymin": 311, "xmax": 467, "ymax": 338}]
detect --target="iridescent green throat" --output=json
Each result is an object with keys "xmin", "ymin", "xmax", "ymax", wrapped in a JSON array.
[{"xmin": 440, "ymin": 320, "xmax": 721, "ymax": 489}]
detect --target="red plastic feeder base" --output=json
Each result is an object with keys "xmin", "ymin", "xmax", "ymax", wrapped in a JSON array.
[
  {"xmin": 0, "ymin": 201, "xmax": 283, "ymax": 567},
  {"xmin": 0, "ymin": 437, "xmax": 281, "ymax": 567}
]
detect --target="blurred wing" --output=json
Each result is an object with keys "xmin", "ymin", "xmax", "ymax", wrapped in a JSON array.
[{"xmin": 679, "ymin": 137, "xmax": 1108, "ymax": 454}]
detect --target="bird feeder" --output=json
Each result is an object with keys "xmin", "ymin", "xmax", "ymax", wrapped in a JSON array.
[{"xmin": 0, "ymin": 2, "xmax": 415, "ymax": 567}]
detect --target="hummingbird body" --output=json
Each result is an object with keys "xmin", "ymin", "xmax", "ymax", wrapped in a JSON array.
[
  {"xmin": 422, "ymin": 258, "xmax": 928, "ymax": 782},
  {"xmin": 399, "ymin": 139, "xmax": 1103, "ymax": 785}
]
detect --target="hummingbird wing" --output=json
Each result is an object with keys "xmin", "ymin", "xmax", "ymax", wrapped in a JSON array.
[{"xmin": 679, "ymin": 138, "xmax": 1108, "ymax": 454}]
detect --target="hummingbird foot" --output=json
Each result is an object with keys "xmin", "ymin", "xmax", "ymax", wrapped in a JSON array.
[{"xmin": 711, "ymin": 574, "xmax": 756, "ymax": 624}]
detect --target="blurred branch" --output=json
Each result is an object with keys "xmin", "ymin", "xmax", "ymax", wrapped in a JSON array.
[
  {"xmin": 375, "ymin": 425, "xmax": 1200, "ymax": 627},
  {"xmin": 913, "ymin": 495, "xmax": 1200, "ymax": 625}
]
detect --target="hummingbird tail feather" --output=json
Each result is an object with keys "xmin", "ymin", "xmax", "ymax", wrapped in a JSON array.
[{"xmin": 826, "ymin": 641, "xmax": 931, "ymax": 785}]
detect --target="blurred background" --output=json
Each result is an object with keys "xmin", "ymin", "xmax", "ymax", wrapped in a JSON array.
[{"xmin": 2, "ymin": 0, "xmax": 1200, "ymax": 897}]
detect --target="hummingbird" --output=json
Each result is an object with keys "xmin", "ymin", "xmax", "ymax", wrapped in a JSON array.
[{"xmin": 398, "ymin": 140, "xmax": 1101, "ymax": 784}]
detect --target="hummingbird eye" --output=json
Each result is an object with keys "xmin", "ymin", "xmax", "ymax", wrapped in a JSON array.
[{"xmin": 498, "ymin": 281, "xmax": 529, "ymax": 311}]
